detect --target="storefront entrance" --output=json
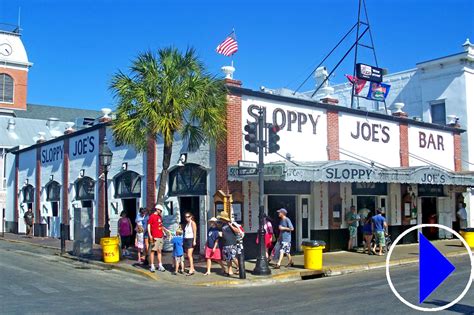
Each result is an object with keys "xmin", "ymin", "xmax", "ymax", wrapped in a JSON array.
[
  {"xmin": 179, "ymin": 196, "xmax": 200, "ymax": 253},
  {"xmin": 122, "ymin": 198, "xmax": 137, "ymax": 231},
  {"xmin": 422, "ymin": 197, "xmax": 438, "ymax": 240},
  {"xmin": 267, "ymin": 195, "xmax": 297, "ymax": 253}
]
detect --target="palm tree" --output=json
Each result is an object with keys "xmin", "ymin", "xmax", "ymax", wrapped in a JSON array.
[{"xmin": 110, "ymin": 47, "xmax": 227, "ymax": 205}]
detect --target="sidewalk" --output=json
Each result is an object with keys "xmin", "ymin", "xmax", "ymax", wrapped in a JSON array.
[{"xmin": 0, "ymin": 233, "xmax": 469, "ymax": 287}]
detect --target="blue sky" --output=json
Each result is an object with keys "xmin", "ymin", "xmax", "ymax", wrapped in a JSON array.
[{"xmin": 0, "ymin": 0, "xmax": 473, "ymax": 110}]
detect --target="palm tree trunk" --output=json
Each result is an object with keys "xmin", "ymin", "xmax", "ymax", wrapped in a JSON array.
[{"xmin": 157, "ymin": 141, "xmax": 173, "ymax": 205}]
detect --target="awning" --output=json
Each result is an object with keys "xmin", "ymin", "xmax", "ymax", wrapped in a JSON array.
[{"xmin": 228, "ymin": 160, "xmax": 474, "ymax": 186}]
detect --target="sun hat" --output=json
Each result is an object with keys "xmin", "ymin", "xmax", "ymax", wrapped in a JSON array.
[
  {"xmin": 209, "ymin": 217, "xmax": 218, "ymax": 222},
  {"xmin": 217, "ymin": 214, "xmax": 231, "ymax": 222},
  {"xmin": 155, "ymin": 204, "xmax": 164, "ymax": 212}
]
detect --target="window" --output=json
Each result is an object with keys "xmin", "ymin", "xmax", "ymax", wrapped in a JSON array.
[
  {"xmin": 431, "ymin": 102, "xmax": 446, "ymax": 125},
  {"xmin": 113, "ymin": 171, "xmax": 141, "ymax": 198},
  {"xmin": 0, "ymin": 74, "xmax": 14, "ymax": 103},
  {"xmin": 168, "ymin": 164, "xmax": 207, "ymax": 196}
]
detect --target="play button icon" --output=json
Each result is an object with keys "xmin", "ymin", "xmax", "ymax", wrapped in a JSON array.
[
  {"xmin": 386, "ymin": 224, "xmax": 474, "ymax": 312},
  {"xmin": 419, "ymin": 232, "xmax": 456, "ymax": 303}
]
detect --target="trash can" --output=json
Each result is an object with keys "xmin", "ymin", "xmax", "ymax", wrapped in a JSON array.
[
  {"xmin": 460, "ymin": 228, "xmax": 474, "ymax": 248},
  {"xmin": 302, "ymin": 240, "xmax": 326, "ymax": 270},
  {"xmin": 100, "ymin": 236, "xmax": 120, "ymax": 263}
]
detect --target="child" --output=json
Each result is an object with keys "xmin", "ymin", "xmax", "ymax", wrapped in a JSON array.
[
  {"xmin": 135, "ymin": 224, "xmax": 145, "ymax": 263},
  {"xmin": 170, "ymin": 227, "xmax": 184, "ymax": 275},
  {"xmin": 118, "ymin": 211, "xmax": 133, "ymax": 257}
]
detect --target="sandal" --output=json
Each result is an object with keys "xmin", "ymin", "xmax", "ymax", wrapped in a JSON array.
[
  {"xmin": 186, "ymin": 272, "xmax": 195, "ymax": 276},
  {"xmin": 203, "ymin": 272, "xmax": 210, "ymax": 276},
  {"xmin": 286, "ymin": 262, "xmax": 294, "ymax": 268},
  {"xmin": 274, "ymin": 264, "xmax": 281, "ymax": 269}
]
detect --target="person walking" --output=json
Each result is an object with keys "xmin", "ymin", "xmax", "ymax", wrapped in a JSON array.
[
  {"xmin": 256, "ymin": 215, "xmax": 274, "ymax": 260},
  {"xmin": 136, "ymin": 208, "xmax": 150, "ymax": 261},
  {"xmin": 170, "ymin": 227, "xmax": 185, "ymax": 275},
  {"xmin": 218, "ymin": 214, "xmax": 240, "ymax": 276},
  {"xmin": 118, "ymin": 211, "xmax": 133, "ymax": 257},
  {"xmin": 346, "ymin": 206, "xmax": 359, "ymax": 251},
  {"xmin": 183, "ymin": 212, "xmax": 197, "ymax": 276},
  {"xmin": 24, "ymin": 207, "xmax": 34, "ymax": 238},
  {"xmin": 275, "ymin": 208, "xmax": 294, "ymax": 269},
  {"xmin": 362, "ymin": 212, "xmax": 374, "ymax": 255},
  {"xmin": 457, "ymin": 202, "xmax": 468, "ymax": 230},
  {"xmin": 135, "ymin": 224, "xmax": 145, "ymax": 263},
  {"xmin": 148, "ymin": 204, "xmax": 170, "ymax": 272},
  {"xmin": 204, "ymin": 217, "xmax": 225, "ymax": 275},
  {"xmin": 372, "ymin": 209, "xmax": 388, "ymax": 256}
]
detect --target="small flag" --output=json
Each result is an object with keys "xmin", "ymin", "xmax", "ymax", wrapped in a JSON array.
[
  {"xmin": 216, "ymin": 33, "xmax": 238, "ymax": 57},
  {"xmin": 345, "ymin": 74, "xmax": 367, "ymax": 94},
  {"xmin": 367, "ymin": 82, "xmax": 391, "ymax": 101}
]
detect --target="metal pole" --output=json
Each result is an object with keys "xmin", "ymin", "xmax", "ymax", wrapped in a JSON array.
[
  {"xmin": 350, "ymin": 0, "xmax": 363, "ymax": 109},
  {"xmin": 253, "ymin": 108, "xmax": 271, "ymax": 275},
  {"xmin": 60, "ymin": 223, "xmax": 66, "ymax": 255},
  {"xmin": 2, "ymin": 208, "xmax": 5, "ymax": 237},
  {"xmin": 104, "ymin": 169, "xmax": 110, "ymax": 237}
]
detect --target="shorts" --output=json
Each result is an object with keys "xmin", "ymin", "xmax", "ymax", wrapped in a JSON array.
[
  {"xmin": 375, "ymin": 231, "xmax": 386, "ymax": 246},
  {"xmin": 183, "ymin": 238, "xmax": 194, "ymax": 250},
  {"xmin": 222, "ymin": 245, "xmax": 237, "ymax": 262},
  {"xmin": 26, "ymin": 224, "xmax": 33, "ymax": 235},
  {"xmin": 349, "ymin": 226, "xmax": 357, "ymax": 238},
  {"xmin": 143, "ymin": 231, "xmax": 149, "ymax": 239},
  {"xmin": 120, "ymin": 235, "xmax": 132, "ymax": 248},
  {"xmin": 280, "ymin": 241, "xmax": 291, "ymax": 255},
  {"xmin": 205, "ymin": 246, "xmax": 222, "ymax": 260},
  {"xmin": 150, "ymin": 238, "xmax": 164, "ymax": 251},
  {"xmin": 174, "ymin": 255, "xmax": 184, "ymax": 263}
]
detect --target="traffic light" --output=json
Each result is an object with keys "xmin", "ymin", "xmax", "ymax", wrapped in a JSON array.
[
  {"xmin": 244, "ymin": 122, "xmax": 258, "ymax": 154},
  {"xmin": 268, "ymin": 124, "xmax": 280, "ymax": 153}
]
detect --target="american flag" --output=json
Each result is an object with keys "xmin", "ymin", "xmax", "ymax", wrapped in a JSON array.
[{"xmin": 216, "ymin": 33, "xmax": 238, "ymax": 57}]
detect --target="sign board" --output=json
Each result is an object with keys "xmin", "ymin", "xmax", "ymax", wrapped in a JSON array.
[
  {"xmin": 238, "ymin": 168, "xmax": 258, "ymax": 176},
  {"xmin": 238, "ymin": 160, "xmax": 258, "ymax": 169},
  {"xmin": 356, "ymin": 63, "xmax": 383, "ymax": 83}
]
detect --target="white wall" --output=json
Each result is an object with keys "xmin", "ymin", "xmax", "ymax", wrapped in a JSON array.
[
  {"xmin": 338, "ymin": 113, "xmax": 400, "ymax": 167},
  {"xmin": 241, "ymin": 95, "xmax": 328, "ymax": 163},
  {"xmin": 17, "ymin": 149, "xmax": 36, "ymax": 233},
  {"xmin": 408, "ymin": 125, "xmax": 454, "ymax": 170}
]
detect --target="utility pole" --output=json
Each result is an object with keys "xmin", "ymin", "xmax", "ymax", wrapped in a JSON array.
[{"xmin": 253, "ymin": 107, "xmax": 271, "ymax": 275}]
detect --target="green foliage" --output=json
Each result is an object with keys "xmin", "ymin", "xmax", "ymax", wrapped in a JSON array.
[{"xmin": 110, "ymin": 47, "xmax": 228, "ymax": 152}]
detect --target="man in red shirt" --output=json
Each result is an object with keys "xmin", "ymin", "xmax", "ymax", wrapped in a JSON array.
[{"xmin": 148, "ymin": 204, "xmax": 170, "ymax": 272}]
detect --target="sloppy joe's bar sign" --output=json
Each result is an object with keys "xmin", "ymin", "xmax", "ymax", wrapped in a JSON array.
[
  {"xmin": 241, "ymin": 96, "xmax": 328, "ymax": 163},
  {"xmin": 69, "ymin": 132, "xmax": 98, "ymax": 160},
  {"xmin": 339, "ymin": 114, "xmax": 400, "ymax": 167},
  {"xmin": 41, "ymin": 143, "xmax": 64, "ymax": 165},
  {"xmin": 408, "ymin": 126, "xmax": 454, "ymax": 170}
]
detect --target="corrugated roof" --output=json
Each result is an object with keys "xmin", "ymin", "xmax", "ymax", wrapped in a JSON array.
[
  {"xmin": 0, "ymin": 116, "xmax": 68, "ymax": 147},
  {"xmin": 13, "ymin": 103, "xmax": 101, "ymax": 122}
]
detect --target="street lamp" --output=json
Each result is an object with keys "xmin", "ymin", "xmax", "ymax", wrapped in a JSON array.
[{"xmin": 99, "ymin": 136, "xmax": 113, "ymax": 237}]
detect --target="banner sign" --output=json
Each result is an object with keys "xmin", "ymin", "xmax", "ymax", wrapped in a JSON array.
[
  {"xmin": 356, "ymin": 63, "xmax": 383, "ymax": 83},
  {"xmin": 367, "ymin": 82, "xmax": 391, "ymax": 101}
]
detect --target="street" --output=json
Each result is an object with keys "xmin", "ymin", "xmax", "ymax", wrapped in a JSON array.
[{"xmin": 0, "ymin": 241, "xmax": 473, "ymax": 314}]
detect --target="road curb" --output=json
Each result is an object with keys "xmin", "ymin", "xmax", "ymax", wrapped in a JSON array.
[
  {"xmin": 0, "ymin": 236, "xmax": 60, "ymax": 251},
  {"xmin": 59, "ymin": 253, "xmax": 159, "ymax": 281},
  {"xmin": 323, "ymin": 250, "xmax": 469, "ymax": 276}
]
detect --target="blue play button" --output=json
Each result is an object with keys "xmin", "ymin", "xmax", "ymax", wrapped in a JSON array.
[{"xmin": 419, "ymin": 232, "xmax": 456, "ymax": 303}]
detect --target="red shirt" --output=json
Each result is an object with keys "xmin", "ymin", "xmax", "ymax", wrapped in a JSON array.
[{"xmin": 148, "ymin": 213, "xmax": 164, "ymax": 238}]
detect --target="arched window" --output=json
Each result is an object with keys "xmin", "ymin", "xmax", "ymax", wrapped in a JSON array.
[
  {"xmin": 113, "ymin": 171, "xmax": 141, "ymax": 198},
  {"xmin": 22, "ymin": 184, "xmax": 35, "ymax": 203},
  {"xmin": 45, "ymin": 181, "xmax": 61, "ymax": 202},
  {"xmin": 75, "ymin": 177, "xmax": 95, "ymax": 201},
  {"xmin": 168, "ymin": 164, "xmax": 207, "ymax": 196},
  {"xmin": 0, "ymin": 74, "xmax": 14, "ymax": 103}
]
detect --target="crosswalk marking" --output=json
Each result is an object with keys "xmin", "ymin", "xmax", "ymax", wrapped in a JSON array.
[
  {"xmin": 31, "ymin": 283, "xmax": 59, "ymax": 294},
  {"xmin": 8, "ymin": 284, "xmax": 31, "ymax": 296}
]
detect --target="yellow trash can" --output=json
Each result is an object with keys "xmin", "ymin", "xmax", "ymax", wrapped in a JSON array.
[
  {"xmin": 100, "ymin": 236, "xmax": 120, "ymax": 263},
  {"xmin": 460, "ymin": 228, "xmax": 474, "ymax": 248},
  {"xmin": 302, "ymin": 240, "xmax": 326, "ymax": 270}
]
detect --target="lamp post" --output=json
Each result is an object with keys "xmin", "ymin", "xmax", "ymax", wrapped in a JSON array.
[{"xmin": 99, "ymin": 137, "xmax": 113, "ymax": 237}]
